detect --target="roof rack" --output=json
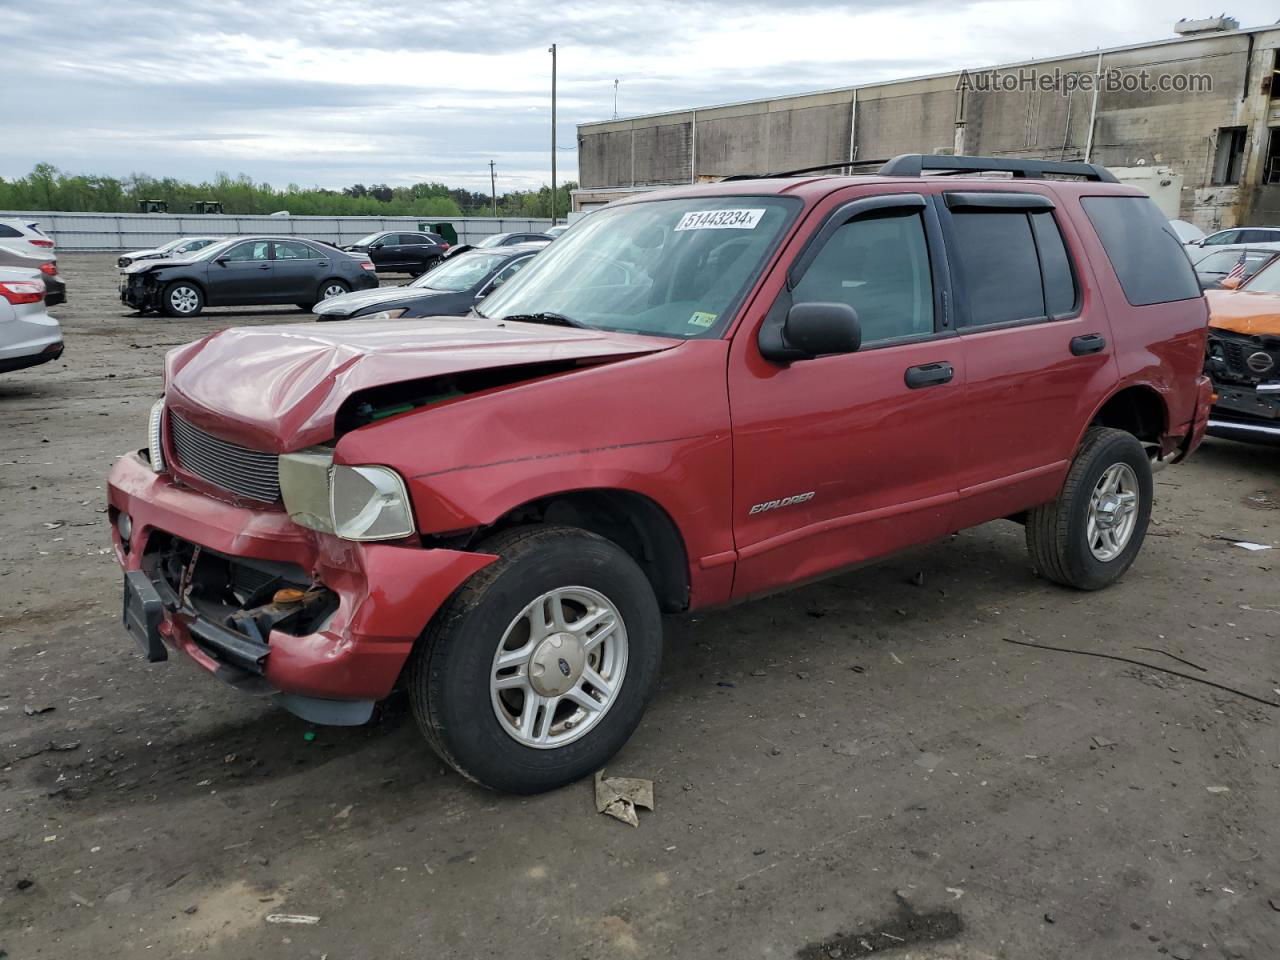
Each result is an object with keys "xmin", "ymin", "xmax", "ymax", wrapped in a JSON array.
[
  {"xmin": 877, "ymin": 154, "xmax": 1118, "ymax": 183},
  {"xmin": 719, "ymin": 154, "xmax": 1117, "ymax": 183},
  {"xmin": 720, "ymin": 159, "xmax": 892, "ymax": 181}
]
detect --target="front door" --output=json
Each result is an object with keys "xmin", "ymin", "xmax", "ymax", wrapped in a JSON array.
[
  {"xmin": 728, "ymin": 194, "xmax": 965, "ymax": 599},
  {"xmin": 936, "ymin": 192, "xmax": 1119, "ymax": 528},
  {"xmin": 211, "ymin": 239, "xmax": 274, "ymax": 304}
]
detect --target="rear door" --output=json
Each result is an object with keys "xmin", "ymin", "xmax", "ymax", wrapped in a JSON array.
[
  {"xmin": 271, "ymin": 240, "xmax": 323, "ymax": 301},
  {"xmin": 211, "ymin": 240, "xmax": 273, "ymax": 304},
  {"xmin": 728, "ymin": 192, "xmax": 965, "ymax": 599},
  {"xmin": 938, "ymin": 190, "xmax": 1118, "ymax": 529}
]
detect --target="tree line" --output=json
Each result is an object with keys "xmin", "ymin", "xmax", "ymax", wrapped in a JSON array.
[{"xmin": 0, "ymin": 164, "xmax": 578, "ymax": 219}]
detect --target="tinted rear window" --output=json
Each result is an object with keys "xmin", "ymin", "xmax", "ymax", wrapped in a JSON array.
[
  {"xmin": 949, "ymin": 211, "xmax": 1044, "ymax": 325},
  {"xmin": 1081, "ymin": 196, "xmax": 1201, "ymax": 306},
  {"xmin": 0, "ymin": 224, "xmax": 21, "ymax": 238}
]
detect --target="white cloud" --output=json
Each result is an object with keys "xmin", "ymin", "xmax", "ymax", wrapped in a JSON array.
[{"xmin": 5, "ymin": 0, "xmax": 1278, "ymax": 190}]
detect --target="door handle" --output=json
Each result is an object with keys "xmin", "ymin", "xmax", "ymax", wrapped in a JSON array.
[
  {"xmin": 904, "ymin": 362, "xmax": 954, "ymax": 389},
  {"xmin": 1070, "ymin": 333, "xmax": 1107, "ymax": 355},
  {"xmin": 258, "ymin": 264, "xmax": 270, "ymax": 271}
]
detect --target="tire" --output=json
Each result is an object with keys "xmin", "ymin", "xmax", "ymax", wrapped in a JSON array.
[
  {"xmin": 409, "ymin": 525, "xmax": 663, "ymax": 794},
  {"xmin": 1025, "ymin": 427, "xmax": 1152, "ymax": 590},
  {"xmin": 161, "ymin": 281, "xmax": 204, "ymax": 318},
  {"xmin": 318, "ymin": 279, "xmax": 349, "ymax": 301}
]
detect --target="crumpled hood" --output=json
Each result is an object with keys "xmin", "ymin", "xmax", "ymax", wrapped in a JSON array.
[
  {"xmin": 313, "ymin": 285, "xmax": 441, "ymax": 317},
  {"xmin": 125, "ymin": 257, "xmax": 194, "ymax": 274},
  {"xmin": 164, "ymin": 317, "xmax": 679, "ymax": 451},
  {"xmin": 1206, "ymin": 288, "xmax": 1280, "ymax": 336}
]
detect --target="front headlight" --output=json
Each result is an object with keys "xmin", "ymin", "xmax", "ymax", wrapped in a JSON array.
[
  {"xmin": 280, "ymin": 452, "xmax": 415, "ymax": 541},
  {"xmin": 147, "ymin": 399, "xmax": 166, "ymax": 472},
  {"xmin": 331, "ymin": 465, "xmax": 415, "ymax": 540},
  {"xmin": 361, "ymin": 308, "xmax": 407, "ymax": 321}
]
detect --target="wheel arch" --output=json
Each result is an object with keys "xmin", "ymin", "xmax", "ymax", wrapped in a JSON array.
[
  {"xmin": 1084, "ymin": 383, "xmax": 1169, "ymax": 450},
  {"xmin": 457, "ymin": 487, "xmax": 692, "ymax": 614}
]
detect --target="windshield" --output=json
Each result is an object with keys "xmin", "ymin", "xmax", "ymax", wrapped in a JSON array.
[
  {"xmin": 352, "ymin": 232, "xmax": 384, "ymax": 247},
  {"xmin": 157, "ymin": 238, "xmax": 186, "ymax": 253},
  {"xmin": 476, "ymin": 234, "xmax": 511, "ymax": 248},
  {"xmin": 193, "ymin": 238, "xmax": 240, "ymax": 260},
  {"xmin": 410, "ymin": 251, "xmax": 507, "ymax": 291},
  {"xmin": 1244, "ymin": 258, "xmax": 1280, "ymax": 293},
  {"xmin": 478, "ymin": 196, "xmax": 799, "ymax": 338}
]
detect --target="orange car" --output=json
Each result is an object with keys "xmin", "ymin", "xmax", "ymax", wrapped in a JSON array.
[{"xmin": 1204, "ymin": 258, "xmax": 1280, "ymax": 443}]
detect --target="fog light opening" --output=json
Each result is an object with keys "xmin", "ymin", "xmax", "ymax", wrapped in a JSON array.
[{"xmin": 117, "ymin": 511, "xmax": 133, "ymax": 550}]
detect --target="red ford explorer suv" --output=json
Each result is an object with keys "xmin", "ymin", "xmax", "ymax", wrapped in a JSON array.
[{"xmin": 109, "ymin": 155, "xmax": 1211, "ymax": 793}]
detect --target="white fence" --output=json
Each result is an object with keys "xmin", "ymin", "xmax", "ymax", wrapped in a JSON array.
[{"xmin": 0, "ymin": 211, "xmax": 555, "ymax": 252}]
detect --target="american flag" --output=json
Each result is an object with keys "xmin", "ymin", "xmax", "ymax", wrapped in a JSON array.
[{"xmin": 1225, "ymin": 251, "xmax": 1248, "ymax": 284}]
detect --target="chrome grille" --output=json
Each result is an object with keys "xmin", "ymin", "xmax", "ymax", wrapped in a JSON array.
[{"xmin": 168, "ymin": 412, "xmax": 281, "ymax": 503}]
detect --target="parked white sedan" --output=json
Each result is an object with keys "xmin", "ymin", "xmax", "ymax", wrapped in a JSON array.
[{"xmin": 0, "ymin": 267, "xmax": 63, "ymax": 373}]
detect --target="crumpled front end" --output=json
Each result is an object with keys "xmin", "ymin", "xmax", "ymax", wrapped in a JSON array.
[
  {"xmin": 1204, "ymin": 326, "xmax": 1280, "ymax": 444},
  {"xmin": 108, "ymin": 450, "xmax": 495, "ymax": 723}
]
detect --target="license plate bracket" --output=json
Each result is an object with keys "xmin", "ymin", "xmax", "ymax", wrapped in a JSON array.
[{"xmin": 123, "ymin": 570, "xmax": 167, "ymax": 662}]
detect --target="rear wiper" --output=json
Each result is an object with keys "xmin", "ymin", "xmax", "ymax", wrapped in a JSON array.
[{"xmin": 500, "ymin": 311, "xmax": 592, "ymax": 329}]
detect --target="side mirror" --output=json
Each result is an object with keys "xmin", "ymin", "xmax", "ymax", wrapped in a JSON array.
[
  {"xmin": 214, "ymin": 256, "xmax": 229, "ymax": 265},
  {"xmin": 779, "ymin": 302, "xmax": 862, "ymax": 359},
  {"xmin": 371, "ymin": 242, "xmax": 384, "ymax": 249},
  {"xmin": 1220, "ymin": 275, "xmax": 1242, "ymax": 290}
]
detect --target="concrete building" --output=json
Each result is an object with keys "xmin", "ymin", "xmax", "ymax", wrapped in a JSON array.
[{"xmin": 575, "ymin": 19, "xmax": 1280, "ymax": 228}]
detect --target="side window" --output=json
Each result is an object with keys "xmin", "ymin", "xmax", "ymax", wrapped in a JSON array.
[
  {"xmin": 791, "ymin": 211, "xmax": 934, "ymax": 344},
  {"xmin": 948, "ymin": 211, "xmax": 1044, "ymax": 326},
  {"xmin": 272, "ymin": 241, "xmax": 313, "ymax": 260},
  {"xmin": 488, "ymin": 257, "xmax": 531, "ymax": 290},
  {"xmin": 225, "ymin": 241, "xmax": 270, "ymax": 261},
  {"xmin": 0, "ymin": 224, "xmax": 22, "ymax": 238},
  {"xmin": 1081, "ymin": 196, "xmax": 1202, "ymax": 306},
  {"xmin": 1204, "ymin": 230, "xmax": 1239, "ymax": 246},
  {"xmin": 1030, "ymin": 211, "xmax": 1079, "ymax": 318},
  {"xmin": 1238, "ymin": 229, "xmax": 1271, "ymax": 243}
]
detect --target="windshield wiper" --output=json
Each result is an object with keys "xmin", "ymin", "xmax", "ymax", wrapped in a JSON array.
[{"xmin": 500, "ymin": 311, "xmax": 593, "ymax": 329}]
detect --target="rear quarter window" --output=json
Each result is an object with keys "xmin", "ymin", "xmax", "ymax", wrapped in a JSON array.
[
  {"xmin": 1081, "ymin": 196, "xmax": 1201, "ymax": 306},
  {"xmin": 0, "ymin": 224, "xmax": 21, "ymax": 238}
]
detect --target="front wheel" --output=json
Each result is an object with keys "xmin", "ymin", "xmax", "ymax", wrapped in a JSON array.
[
  {"xmin": 161, "ymin": 282, "xmax": 204, "ymax": 318},
  {"xmin": 409, "ymin": 525, "xmax": 663, "ymax": 794},
  {"xmin": 1025, "ymin": 427, "xmax": 1152, "ymax": 590}
]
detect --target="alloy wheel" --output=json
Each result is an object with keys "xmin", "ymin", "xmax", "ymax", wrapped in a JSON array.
[
  {"xmin": 489, "ymin": 585, "xmax": 628, "ymax": 749},
  {"xmin": 1086, "ymin": 462, "xmax": 1139, "ymax": 561}
]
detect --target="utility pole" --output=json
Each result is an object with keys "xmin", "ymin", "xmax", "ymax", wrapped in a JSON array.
[
  {"xmin": 613, "ymin": 79, "xmax": 619, "ymax": 119},
  {"xmin": 549, "ymin": 42, "xmax": 557, "ymax": 226},
  {"xmin": 489, "ymin": 160, "xmax": 497, "ymax": 218}
]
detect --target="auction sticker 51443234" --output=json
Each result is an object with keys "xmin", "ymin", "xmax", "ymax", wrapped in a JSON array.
[{"xmin": 674, "ymin": 208, "xmax": 765, "ymax": 231}]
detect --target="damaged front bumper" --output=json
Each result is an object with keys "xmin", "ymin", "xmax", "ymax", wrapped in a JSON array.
[{"xmin": 108, "ymin": 451, "xmax": 496, "ymax": 724}]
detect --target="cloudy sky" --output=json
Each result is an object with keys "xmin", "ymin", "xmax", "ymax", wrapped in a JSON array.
[{"xmin": 5, "ymin": 2, "xmax": 1277, "ymax": 193}]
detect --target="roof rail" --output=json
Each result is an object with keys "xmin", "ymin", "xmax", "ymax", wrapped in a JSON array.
[
  {"xmin": 720, "ymin": 159, "xmax": 892, "ymax": 181},
  {"xmin": 878, "ymin": 154, "xmax": 1118, "ymax": 183}
]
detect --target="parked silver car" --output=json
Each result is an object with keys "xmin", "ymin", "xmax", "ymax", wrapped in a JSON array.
[
  {"xmin": 0, "ymin": 219, "xmax": 64, "ymax": 305},
  {"xmin": 0, "ymin": 266, "xmax": 63, "ymax": 373},
  {"xmin": 117, "ymin": 236, "xmax": 224, "ymax": 268}
]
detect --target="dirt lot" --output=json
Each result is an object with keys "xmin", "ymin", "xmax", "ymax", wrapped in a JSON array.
[{"xmin": 1, "ymin": 253, "xmax": 1278, "ymax": 960}]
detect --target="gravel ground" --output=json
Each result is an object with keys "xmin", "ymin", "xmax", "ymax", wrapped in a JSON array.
[{"xmin": 1, "ymin": 253, "xmax": 1278, "ymax": 960}]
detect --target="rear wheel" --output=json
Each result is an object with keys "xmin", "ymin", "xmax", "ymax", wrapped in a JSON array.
[
  {"xmin": 409, "ymin": 525, "xmax": 663, "ymax": 794},
  {"xmin": 1025, "ymin": 427, "xmax": 1152, "ymax": 590},
  {"xmin": 161, "ymin": 282, "xmax": 203, "ymax": 318},
  {"xmin": 318, "ymin": 279, "xmax": 349, "ymax": 301}
]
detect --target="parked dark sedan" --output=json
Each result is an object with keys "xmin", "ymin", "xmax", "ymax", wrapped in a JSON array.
[
  {"xmin": 120, "ymin": 237, "xmax": 378, "ymax": 317},
  {"xmin": 342, "ymin": 231, "xmax": 450, "ymax": 275},
  {"xmin": 313, "ymin": 244, "xmax": 542, "ymax": 321}
]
